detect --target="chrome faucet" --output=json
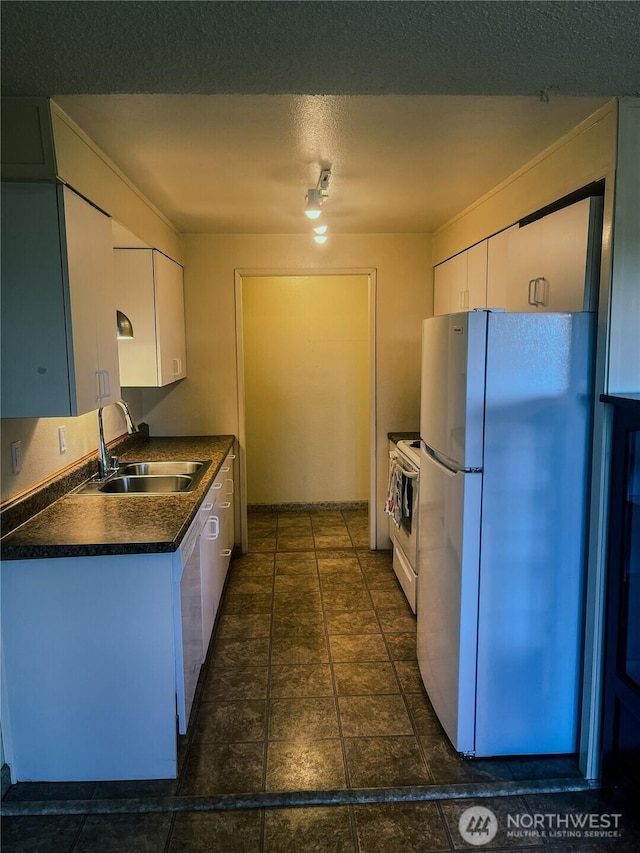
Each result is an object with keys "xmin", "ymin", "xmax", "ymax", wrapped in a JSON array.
[{"xmin": 97, "ymin": 400, "xmax": 139, "ymax": 480}]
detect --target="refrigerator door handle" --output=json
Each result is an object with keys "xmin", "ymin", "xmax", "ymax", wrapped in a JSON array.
[{"xmin": 423, "ymin": 441, "xmax": 482, "ymax": 475}]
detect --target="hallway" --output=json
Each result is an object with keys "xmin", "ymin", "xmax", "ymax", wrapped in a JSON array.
[{"xmin": 2, "ymin": 509, "xmax": 637, "ymax": 851}]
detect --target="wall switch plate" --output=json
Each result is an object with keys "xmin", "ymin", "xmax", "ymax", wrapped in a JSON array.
[
  {"xmin": 10, "ymin": 440, "xmax": 22, "ymax": 474},
  {"xmin": 58, "ymin": 426, "xmax": 67, "ymax": 454}
]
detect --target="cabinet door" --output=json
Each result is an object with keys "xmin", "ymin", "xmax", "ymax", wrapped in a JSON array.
[
  {"xmin": 154, "ymin": 252, "xmax": 187, "ymax": 386},
  {"xmin": 466, "ymin": 241, "xmax": 487, "ymax": 310},
  {"xmin": 498, "ymin": 198, "xmax": 599, "ymax": 312},
  {"xmin": 486, "ymin": 226, "xmax": 513, "ymax": 310},
  {"xmin": 0, "ymin": 182, "xmax": 119, "ymax": 417},
  {"xmin": 433, "ymin": 252, "xmax": 466, "ymax": 315},
  {"xmin": 537, "ymin": 198, "xmax": 594, "ymax": 312},
  {"xmin": 199, "ymin": 488, "xmax": 220, "ymax": 656},
  {"xmin": 63, "ymin": 187, "xmax": 120, "ymax": 413},
  {"xmin": 220, "ymin": 456, "xmax": 236, "ymax": 570},
  {"xmin": 114, "ymin": 249, "xmax": 159, "ymax": 386},
  {"xmin": 1, "ymin": 182, "xmax": 71, "ymax": 416},
  {"xmin": 504, "ymin": 217, "xmax": 544, "ymax": 311},
  {"xmin": 177, "ymin": 520, "xmax": 203, "ymax": 734}
]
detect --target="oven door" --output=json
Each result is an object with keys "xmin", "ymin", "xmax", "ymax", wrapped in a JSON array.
[{"xmin": 389, "ymin": 452, "xmax": 419, "ymax": 569}]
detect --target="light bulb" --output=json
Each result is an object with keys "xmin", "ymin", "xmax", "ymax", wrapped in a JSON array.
[
  {"xmin": 314, "ymin": 225, "xmax": 328, "ymax": 234},
  {"xmin": 314, "ymin": 235, "xmax": 328, "ymax": 244},
  {"xmin": 305, "ymin": 188, "xmax": 322, "ymax": 219}
]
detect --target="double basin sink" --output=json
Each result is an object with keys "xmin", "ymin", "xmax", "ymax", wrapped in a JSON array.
[{"xmin": 74, "ymin": 460, "xmax": 212, "ymax": 495}]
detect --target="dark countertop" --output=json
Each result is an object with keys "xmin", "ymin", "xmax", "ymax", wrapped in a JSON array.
[
  {"xmin": 600, "ymin": 393, "xmax": 640, "ymax": 409},
  {"xmin": 0, "ymin": 435, "xmax": 235, "ymax": 561},
  {"xmin": 388, "ymin": 431, "xmax": 420, "ymax": 445}
]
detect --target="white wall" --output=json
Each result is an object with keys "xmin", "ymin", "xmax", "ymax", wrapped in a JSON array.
[
  {"xmin": 140, "ymin": 234, "xmax": 433, "ymax": 546},
  {"xmin": 0, "ymin": 394, "xmax": 143, "ymax": 504}
]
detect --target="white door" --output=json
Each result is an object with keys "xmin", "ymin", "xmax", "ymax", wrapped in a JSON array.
[
  {"xmin": 64, "ymin": 187, "xmax": 120, "ymax": 413},
  {"xmin": 154, "ymin": 251, "xmax": 187, "ymax": 385},
  {"xmin": 433, "ymin": 252, "xmax": 466, "ymax": 315},
  {"xmin": 417, "ymin": 446, "xmax": 482, "ymax": 754}
]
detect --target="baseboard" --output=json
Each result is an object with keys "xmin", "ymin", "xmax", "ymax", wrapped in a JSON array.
[{"xmin": 248, "ymin": 501, "xmax": 368, "ymax": 513}]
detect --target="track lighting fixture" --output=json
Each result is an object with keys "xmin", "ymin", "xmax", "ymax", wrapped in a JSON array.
[{"xmin": 304, "ymin": 168, "xmax": 331, "ymax": 219}]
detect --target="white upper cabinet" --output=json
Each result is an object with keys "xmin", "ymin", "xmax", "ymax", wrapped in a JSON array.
[
  {"xmin": 434, "ymin": 251, "xmax": 466, "ymax": 315},
  {"xmin": 433, "ymin": 241, "xmax": 487, "ymax": 315},
  {"xmin": 487, "ymin": 197, "xmax": 603, "ymax": 312},
  {"xmin": 466, "ymin": 241, "xmax": 488, "ymax": 310},
  {"xmin": 1, "ymin": 181, "xmax": 120, "ymax": 418},
  {"xmin": 114, "ymin": 249, "xmax": 187, "ymax": 387}
]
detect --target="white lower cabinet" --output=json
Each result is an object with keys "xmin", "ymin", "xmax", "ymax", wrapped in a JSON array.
[
  {"xmin": 199, "ymin": 451, "xmax": 236, "ymax": 658},
  {"xmin": 174, "ymin": 512, "xmax": 205, "ymax": 735},
  {"xmin": 1, "ymin": 553, "xmax": 178, "ymax": 781},
  {"xmin": 0, "ymin": 454, "xmax": 236, "ymax": 782}
]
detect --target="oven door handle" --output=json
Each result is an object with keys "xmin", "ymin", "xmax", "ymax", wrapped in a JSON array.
[
  {"xmin": 399, "ymin": 468, "xmax": 418, "ymax": 480},
  {"xmin": 390, "ymin": 452, "xmax": 419, "ymax": 479}
]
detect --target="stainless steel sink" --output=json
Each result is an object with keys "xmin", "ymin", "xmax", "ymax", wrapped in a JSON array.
[
  {"xmin": 99, "ymin": 474, "xmax": 195, "ymax": 494},
  {"xmin": 72, "ymin": 459, "xmax": 211, "ymax": 495},
  {"xmin": 117, "ymin": 461, "xmax": 204, "ymax": 477}
]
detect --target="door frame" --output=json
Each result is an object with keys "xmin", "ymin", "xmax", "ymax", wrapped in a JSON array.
[{"xmin": 234, "ymin": 268, "xmax": 377, "ymax": 553}]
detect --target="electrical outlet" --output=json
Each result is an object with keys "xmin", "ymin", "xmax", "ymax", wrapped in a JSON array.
[
  {"xmin": 10, "ymin": 440, "xmax": 22, "ymax": 474},
  {"xmin": 58, "ymin": 426, "xmax": 67, "ymax": 454}
]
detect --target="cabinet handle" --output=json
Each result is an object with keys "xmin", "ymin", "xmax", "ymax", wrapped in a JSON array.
[
  {"xmin": 221, "ymin": 549, "xmax": 232, "ymax": 557},
  {"xmin": 528, "ymin": 277, "xmax": 547, "ymax": 307},
  {"xmin": 172, "ymin": 357, "xmax": 182, "ymax": 376},
  {"xmin": 207, "ymin": 516, "xmax": 220, "ymax": 540},
  {"xmin": 202, "ymin": 502, "xmax": 213, "ymax": 512},
  {"xmin": 224, "ymin": 478, "xmax": 234, "ymax": 495},
  {"xmin": 221, "ymin": 501, "xmax": 231, "ymax": 509},
  {"xmin": 96, "ymin": 370, "xmax": 111, "ymax": 400},
  {"xmin": 211, "ymin": 482, "xmax": 222, "ymax": 490}
]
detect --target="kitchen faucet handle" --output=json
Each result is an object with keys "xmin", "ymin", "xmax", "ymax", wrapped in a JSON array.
[{"xmin": 110, "ymin": 455, "xmax": 119, "ymax": 471}]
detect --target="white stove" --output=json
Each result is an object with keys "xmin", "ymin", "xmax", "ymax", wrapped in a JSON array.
[
  {"xmin": 395, "ymin": 438, "xmax": 421, "ymax": 468},
  {"xmin": 387, "ymin": 438, "xmax": 421, "ymax": 613}
]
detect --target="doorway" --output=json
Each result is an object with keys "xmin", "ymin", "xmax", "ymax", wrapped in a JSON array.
[{"xmin": 235, "ymin": 271, "xmax": 377, "ymax": 552}]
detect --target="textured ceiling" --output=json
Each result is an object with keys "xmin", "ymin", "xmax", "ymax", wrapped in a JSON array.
[
  {"xmin": 2, "ymin": 1, "xmax": 640, "ymax": 97},
  {"xmin": 54, "ymin": 93, "xmax": 608, "ymax": 234},
  {"xmin": 1, "ymin": 2, "xmax": 637, "ymax": 234}
]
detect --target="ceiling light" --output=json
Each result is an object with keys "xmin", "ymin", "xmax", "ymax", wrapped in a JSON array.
[
  {"xmin": 314, "ymin": 225, "xmax": 328, "ymax": 234},
  {"xmin": 116, "ymin": 310, "xmax": 134, "ymax": 340},
  {"xmin": 304, "ymin": 168, "xmax": 332, "ymax": 219},
  {"xmin": 305, "ymin": 189, "xmax": 323, "ymax": 220},
  {"xmin": 314, "ymin": 235, "xmax": 328, "ymax": 244}
]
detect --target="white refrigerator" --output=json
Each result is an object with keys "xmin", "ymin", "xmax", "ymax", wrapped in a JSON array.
[{"xmin": 416, "ymin": 310, "xmax": 594, "ymax": 757}]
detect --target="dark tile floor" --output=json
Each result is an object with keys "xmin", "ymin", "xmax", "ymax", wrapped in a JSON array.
[{"xmin": 2, "ymin": 508, "xmax": 638, "ymax": 851}]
